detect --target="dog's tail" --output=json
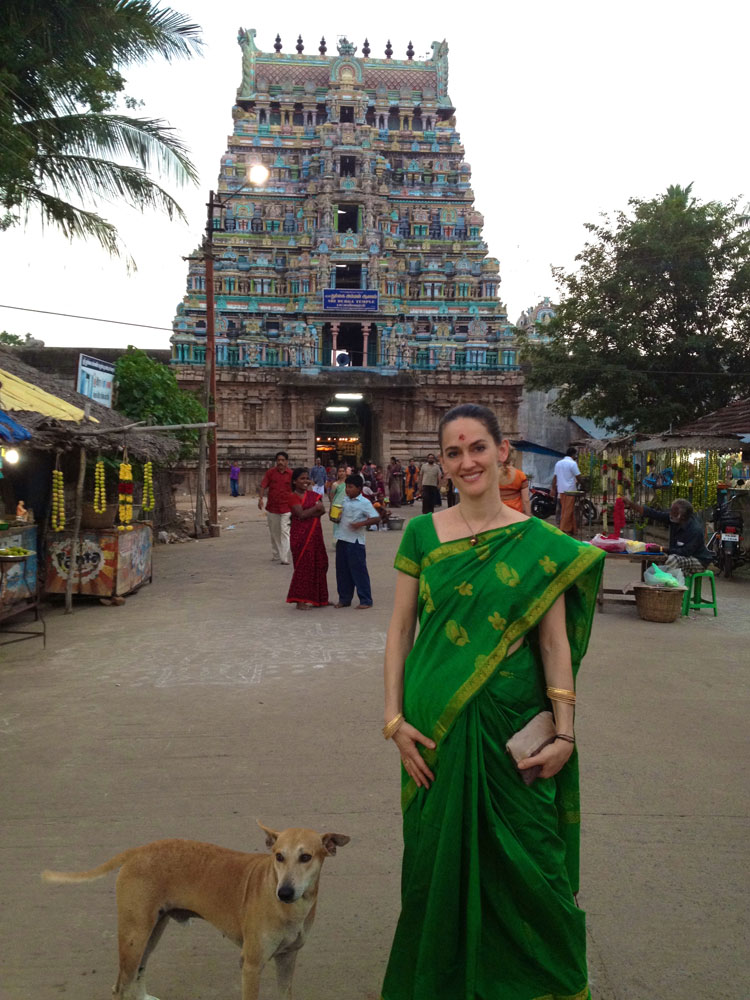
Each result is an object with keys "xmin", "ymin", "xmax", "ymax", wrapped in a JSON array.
[{"xmin": 41, "ymin": 850, "xmax": 134, "ymax": 885}]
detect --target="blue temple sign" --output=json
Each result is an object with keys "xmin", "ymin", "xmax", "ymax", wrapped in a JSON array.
[{"xmin": 323, "ymin": 289, "xmax": 379, "ymax": 312}]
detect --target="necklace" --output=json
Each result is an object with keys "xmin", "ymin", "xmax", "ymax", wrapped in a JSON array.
[{"xmin": 457, "ymin": 504, "xmax": 504, "ymax": 546}]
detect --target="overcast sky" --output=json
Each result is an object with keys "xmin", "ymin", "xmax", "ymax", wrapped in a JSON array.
[{"xmin": 1, "ymin": 0, "xmax": 747, "ymax": 350}]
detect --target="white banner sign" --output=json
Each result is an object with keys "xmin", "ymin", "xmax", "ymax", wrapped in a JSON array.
[{"xmin": 77, "ymin": 354, "xmax": 115, "ymax": 408}]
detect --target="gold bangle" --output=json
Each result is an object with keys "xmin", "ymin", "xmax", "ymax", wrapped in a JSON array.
[
  {"xmin": 382, "ymin": 713, "xmax": 404, "ymax": 740},
  {"xmin": 546, "ymin": 686, "xmax": 576, "ymax": 705}
]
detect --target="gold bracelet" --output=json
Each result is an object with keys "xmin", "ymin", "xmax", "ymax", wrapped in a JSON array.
[
  {"xmin": 382, "ymin": 713, "xmax": 404, "ymax": 740},
  {"xmin": 546, "ymin": 686, "xmax": 576, "ymax": 705}
]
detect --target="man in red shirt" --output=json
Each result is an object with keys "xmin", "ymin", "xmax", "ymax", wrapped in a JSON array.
[{"xmin": 257, "ymin": 451, "xmax": 293, "ymax": 564}]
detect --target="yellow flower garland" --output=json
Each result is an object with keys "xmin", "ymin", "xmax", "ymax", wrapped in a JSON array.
[
  {"xmin": 118, "ymin": 459, "xmax": 134, "ymax": 531},
  {"xmin": 142, "ymin": 461, "xmax": 155, "ymax": 512},
  {"xmin": 93, "ymin": 459, "xmax": 107, "ymax": 514},
  {"xmin": 51, "ymin": 469, "xmax": 66, "ymax": 531}
]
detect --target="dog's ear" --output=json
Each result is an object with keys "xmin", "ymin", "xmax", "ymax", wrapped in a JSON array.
[
  {"xmin": 321, "ymin": 833, "xmax": 351, "ymax": 856},
  {"xmin": 257, "ymin": 820, "xmax": 279, "ymax": 848}
]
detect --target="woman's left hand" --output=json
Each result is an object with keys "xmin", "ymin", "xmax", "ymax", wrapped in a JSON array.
[{"xmin": 518, "ymin": 738, "xmax": 574, "ymax": 779}]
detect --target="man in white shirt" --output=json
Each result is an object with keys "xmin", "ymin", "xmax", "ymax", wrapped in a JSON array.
[{"xmin": 552, "ymin": 447, "xmax": 581, "ymax": 535}]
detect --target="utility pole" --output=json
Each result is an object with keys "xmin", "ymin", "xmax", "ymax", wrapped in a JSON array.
[{"xmin": 204, "ymin": 191, "xmax": 219, "ymax": 535}]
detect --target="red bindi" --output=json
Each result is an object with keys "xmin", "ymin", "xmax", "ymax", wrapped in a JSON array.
[{"xmin": 458, "ymin": 434, "xmax": 465, "ymax": 440}]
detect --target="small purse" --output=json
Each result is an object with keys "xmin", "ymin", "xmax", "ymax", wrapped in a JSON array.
[{"xmin": 505, "ymin": 711, "xmax": 557, "ymax": 785}]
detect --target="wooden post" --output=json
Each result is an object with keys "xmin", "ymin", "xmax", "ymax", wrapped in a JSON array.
[{"xmin": 64, "ymin": 445, "xmax": 87, "ymax": 614}]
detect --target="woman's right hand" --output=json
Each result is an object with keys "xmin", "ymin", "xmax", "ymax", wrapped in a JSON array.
[{"xmin": 392, "ymin": 722, "xmax": 436, "ymax": 789}]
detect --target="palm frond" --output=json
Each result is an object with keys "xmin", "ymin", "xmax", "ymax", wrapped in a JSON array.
[
  {"xmin": 16, "ymin": 184, "xmax": 135, "ymax": 266},
  {"xmin": 16, "ymin": 112, "xmax": 199, "ymax": 186},
  {"xmin": 37, "ymin": 153, "xmax": 188, "ymax": 221},
  {"xmin": 111, "ymin": 0, "xmax": 204, "ymax": 63}
]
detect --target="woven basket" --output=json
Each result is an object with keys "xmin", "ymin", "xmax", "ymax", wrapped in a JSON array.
[{"xmin": 632, "ymin": 583, "xmax": 686, "ymax": 623}]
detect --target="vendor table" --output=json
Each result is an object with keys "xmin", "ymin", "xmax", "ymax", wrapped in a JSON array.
[
  {"xmin": 596, "ymin": 550, "xmax": 667, "ymax": 613},
  {"xmin": 44, "ymin": 522, "xmax": 152, "ymax": 599},
  {"xmin": 0, "ymin": 523, "xmax": 45, "ymax": 646}
]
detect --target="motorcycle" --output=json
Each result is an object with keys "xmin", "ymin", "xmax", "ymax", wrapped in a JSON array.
[
  {"xmin": 709, "ymin": 494, "xmax": 746, "ymax": 578},
  {"xmin": 530, "ymin": 486, "xmax": 557, "ymax": 519}
]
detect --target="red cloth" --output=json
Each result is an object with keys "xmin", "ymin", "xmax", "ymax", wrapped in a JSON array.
[
  {"xmin": 261, "ymin": 467, "xmax": 292, "ymax": 513},
  {"xmin": 613, "ymin": 497, "xmax": 626, "ymax": 537},
  {"xmin": 286, "ymin": 490, "xmax": 329, "ymax": 606}
]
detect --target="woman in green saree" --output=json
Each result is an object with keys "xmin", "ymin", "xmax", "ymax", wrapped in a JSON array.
[{"xmin": 382, "ymin": 404, "xmax": 604, "ymax": 1000}]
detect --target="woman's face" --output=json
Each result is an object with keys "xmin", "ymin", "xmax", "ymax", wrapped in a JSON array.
[
  {"xmin": 440, "ymin": 417, "xmax": 507, "ymax": 498},
  {"xmin": 337, "ymin": 467, "xmax": 346, "ymax": 481},
  {"xmin": 293, "ymin": 472, "xmax": 311, "ymax": 491}
]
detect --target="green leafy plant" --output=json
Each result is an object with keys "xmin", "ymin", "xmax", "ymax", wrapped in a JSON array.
[{"xmin": 115, "ymin": 347, "xmax": 206, "ymax": 458}]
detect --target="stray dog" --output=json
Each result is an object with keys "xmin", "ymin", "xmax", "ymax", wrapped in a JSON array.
[{"xmin": 42, "ymin": 822, "xmax": 350, "ymax": 1000}]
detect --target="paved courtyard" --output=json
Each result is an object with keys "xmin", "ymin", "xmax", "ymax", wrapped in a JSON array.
[{"xmin": 1, "ymin": 497, "xmax": 748, "ymax": 1000}]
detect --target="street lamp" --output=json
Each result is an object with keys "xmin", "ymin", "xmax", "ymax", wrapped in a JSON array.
[{"xmin": 202, "ymin": 162, "xmax": 269, "ymax": 533}]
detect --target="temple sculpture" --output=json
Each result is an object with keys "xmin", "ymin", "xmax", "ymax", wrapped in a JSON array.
[{"xmin": 171, "ymin": 32, "xmax": 524, "ymax": 477}]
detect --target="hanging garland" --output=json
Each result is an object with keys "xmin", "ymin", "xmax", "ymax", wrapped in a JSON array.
[
  {"xmin": 93, "ymin": 457, "xmax": 107, "ymax": 514},
  {"xmin": 51, "ymin": 462, "xmax": 66, "ymax": 532},
  {"xmin": 118, "ymin": 450, "xmax": 134, "ymax": 531},
  {"xmin": 142, "ymin": 461, "xmax": 155, "ymax": 513}
]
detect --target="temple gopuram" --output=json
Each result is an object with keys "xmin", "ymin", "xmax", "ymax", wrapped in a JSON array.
[{"xmin": 171, "ymin": 31, "xmax": 524, "ymax": 477}]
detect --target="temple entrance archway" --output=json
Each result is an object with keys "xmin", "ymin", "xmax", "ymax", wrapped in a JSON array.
[{"xmin": 314, "ymin": 394, "xmax": 373, "ymax": 468}]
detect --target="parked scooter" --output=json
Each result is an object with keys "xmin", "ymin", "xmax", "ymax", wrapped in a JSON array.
[
  {"xmin": 530, "ymin": 486, "xmax": 557, "ymax": 519},
  {"xmin": 709, "ymin": 493, "xmax": 746, "ymax": 578}
]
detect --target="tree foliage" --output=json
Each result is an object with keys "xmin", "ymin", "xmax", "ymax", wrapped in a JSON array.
[
  {"xmin": 522, "ymin": 185, "xmax": 750, "ymax": 434},
  {"xmin": 115, "ymin": 347, "xmax": 206, "ymax": 458},
  {"xmin": 0, "ymin": 0, "xmax": 202, "ymax": 259}
]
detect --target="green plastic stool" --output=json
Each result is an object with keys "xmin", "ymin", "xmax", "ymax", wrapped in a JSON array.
[{"xmin": 681, "ymin": 570, "xmax": 718, "ymax": 617}]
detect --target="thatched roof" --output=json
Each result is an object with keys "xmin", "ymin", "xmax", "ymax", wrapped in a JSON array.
[
  {"xmin": 636, "ymin": 433, "xmax": 744, "ymax": 453},
  {"xmin": 671, "ymin": 397, "xmax": 750, "ymax": 437},
  {"xmin": 0, "ymin": 348, "xmax": 178, "ymax": 461}
]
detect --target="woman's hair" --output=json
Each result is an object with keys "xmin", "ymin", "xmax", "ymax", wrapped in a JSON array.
[
  {"xmin": 438, "ymin": 403, "xmax": 503, "ymax": 448},
  {"xmin": 290, "ymin": 467, "xmax": 308, "ymax": 487}
]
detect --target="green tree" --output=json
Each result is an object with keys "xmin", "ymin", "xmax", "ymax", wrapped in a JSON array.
[
  {"xmin": 115, "ymin": 347, "xmax": 206, "ymax": 457},
  {"xmin": 0, "ymin": 1, "xmax": 202, "ymax": 259},
  {"xmin": 0, "ymin": 331, "xmax": 24, "ymax": 345},
  {"xmin": 522, "ymin": 184, "xmax": 750, "ymax": 433}
]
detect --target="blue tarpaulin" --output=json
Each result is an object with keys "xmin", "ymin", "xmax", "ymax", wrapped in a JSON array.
[
  {"xmin": 0, "ymin": 409, "xmax": 32, "ymax": 443},
  {"xmin": 510, "ymin": 439, "xmax": 566, "ymax": 459}
]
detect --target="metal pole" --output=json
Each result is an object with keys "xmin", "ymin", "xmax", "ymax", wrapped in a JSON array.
[{"xmin": 204, "ymin": 190, "xmax": 219, "ymax": 535}]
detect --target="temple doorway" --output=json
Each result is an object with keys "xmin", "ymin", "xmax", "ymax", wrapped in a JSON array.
[{"xmin": 315, "ymin": 396, "xmax": 373, "ymax": 468}]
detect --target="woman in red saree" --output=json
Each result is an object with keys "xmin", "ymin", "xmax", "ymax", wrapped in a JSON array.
[{"xmin": 286, "ymin": 468, "xmax": 329, "ymax": 609}]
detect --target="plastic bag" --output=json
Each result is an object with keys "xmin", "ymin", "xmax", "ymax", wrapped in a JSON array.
[{"xmin": 644, "ymin": 564, "xmax": 684, "ymax": 588}]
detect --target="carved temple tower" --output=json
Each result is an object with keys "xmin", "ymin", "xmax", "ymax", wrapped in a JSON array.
[{"xmin": 171, "ymin": 31, "xmax": 523, "ymax": 485}]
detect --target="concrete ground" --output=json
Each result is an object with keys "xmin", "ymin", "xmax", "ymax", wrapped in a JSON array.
[{"xmin": 1, "ymin": 496, "xmax": 748, "ymax": 1000}]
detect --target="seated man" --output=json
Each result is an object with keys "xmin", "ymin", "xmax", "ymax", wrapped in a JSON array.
[{"xmin": 625, "ymin": 497, "xmax": 713, "ymax": 575}]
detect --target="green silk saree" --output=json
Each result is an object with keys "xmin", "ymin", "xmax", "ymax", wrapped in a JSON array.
[{"xmin": 382, "ymin": 515, "xmax": 604, "ymax": 1000}]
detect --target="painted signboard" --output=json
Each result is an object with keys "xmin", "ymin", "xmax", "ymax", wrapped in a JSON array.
[
  {"xmin": 323, "ymin": 289, "xmax": 379, "ymax": 312},
  {"xmin": 45, "ymin": 523, "xmax": 152, "ymax": 597},
  {"xmin": 77, "ymin": 354, "xmax": 115, "ymax": 408}
]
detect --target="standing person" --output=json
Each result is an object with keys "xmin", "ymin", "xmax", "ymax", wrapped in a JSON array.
[
  {"xmin": 325, "ymin": 460, "xmax": 337, "ymax": 495},
  {"xmin": 286, "ymin": 468, "xmax": 329, "ymax": 610},
  {"xmin": 404, "ymin": 459, "xmax": 419, "ymax": 505},
  {"xmin": 229, "ymin": 460, "xmax": 241, "ymax": 497},
  {"xmin": 309, "ymin": 456, "xmax": 327, "ymax": 497},
  {"xmin": 387, "ymin": 457, "xmax": 404, "ymax": 507},
  {"xmin": 329, "ymin": 465, "xmax": 348, "ymax": 549},
  {"xmin": 334, "ymin": 474, "xmax": 380, "ymax": 609},
  {"xmin": 499, "ymin": 449, "xmax": 531, "ymax": 515},
  {"xmin": 553, "ymin": 447, "xmax": 581, "ymax": 535},
  {"xmin": 381, "ymin": 402, "xmax": 604, "ymax": 1000},
  {"xmin": 418, "ymin": 453, "xmax": 441, "ymax": 514},
  {"xmin": 257, "ymin": 451, "xmax": 293, "ymax": 564}
]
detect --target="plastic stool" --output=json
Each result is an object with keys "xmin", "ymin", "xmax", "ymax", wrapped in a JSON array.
[{"xmin": 681, "ymin": 570, "xmax": 718, "ymax": 617}]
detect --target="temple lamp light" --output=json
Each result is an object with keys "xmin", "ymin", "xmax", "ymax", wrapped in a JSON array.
[{"xmin": 202, "ymin": 161, "xmax": 269, "ymax": 533}]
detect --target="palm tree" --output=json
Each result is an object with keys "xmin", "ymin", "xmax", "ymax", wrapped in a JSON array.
[{"xmin": 0, "ymin": 1, "xmax": 203, "ymax": 261}]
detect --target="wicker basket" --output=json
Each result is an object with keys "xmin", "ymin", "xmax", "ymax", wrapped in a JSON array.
[
  {"xmin": 80, "ymin": 502, "xmax": 118, "ymax": 529},
  {"xmin": 632, "ymin": 583, "xmax": 686, "ymax": 623}
]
